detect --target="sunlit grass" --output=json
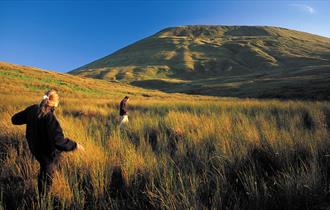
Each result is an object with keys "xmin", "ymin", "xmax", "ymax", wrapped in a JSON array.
[
  {"xmin": 0, "ymin": 62, "xmax": 329, "ymax": 209},
  {"xmin": 0, "ymin": 91, "xmax": 329, "ymax": 209}
]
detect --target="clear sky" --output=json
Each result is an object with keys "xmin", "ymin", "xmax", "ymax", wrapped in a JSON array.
[{"xmin": 1, "ymin": 0, "xmax": 329, "ymax": 72}]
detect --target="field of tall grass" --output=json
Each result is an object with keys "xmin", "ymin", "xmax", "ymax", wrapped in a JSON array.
[
  {"xmin": 0, "ymin": 62, "xmax": 329, "ymax": 209},
  {"xmin": 0, "ymin": 91, "xmax": 329, "ymax": 210}
]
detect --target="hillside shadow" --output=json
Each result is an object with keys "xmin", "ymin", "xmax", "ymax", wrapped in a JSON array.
[
  {"xmin": 130, "ymin": 74, "xmax": 330, "ymax": 101},
  {"xmin": 130, "ymin": 79, "xmax": 184, "ymax": 92}
]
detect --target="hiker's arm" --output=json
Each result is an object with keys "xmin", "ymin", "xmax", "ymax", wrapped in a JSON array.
[
  {"xmin": 11, "ymin": 108, "xmax": 28, "ymax": 125},
  {"xmin": 47, "ymin": 113, "xmax": 77, "ymax": 151},
  {"xmin": 123, "ymin": 103, "xmax": 128, "ymax": 113}
]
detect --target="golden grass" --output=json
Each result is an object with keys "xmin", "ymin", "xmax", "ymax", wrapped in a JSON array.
[{"xmin": 0, "ymin": 62, "xmax": 329, "ymax": 209}]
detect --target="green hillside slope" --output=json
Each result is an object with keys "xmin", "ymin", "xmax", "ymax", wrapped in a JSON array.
[{"xmin": 0, "ymin": 62, "xmax": 186, "ymax": 100}]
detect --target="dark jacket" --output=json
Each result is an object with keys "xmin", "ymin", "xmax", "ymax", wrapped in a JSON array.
[
  {"xmin": 11, "ymin": 104, "xmax": 77, "ymax": 164},
  {"xmin": 119, "ymin": 99, "xmax": 128, "ymax": 116}
]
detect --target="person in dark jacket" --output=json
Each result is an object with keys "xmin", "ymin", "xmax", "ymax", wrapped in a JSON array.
[
  {"xmin": 119, "ymin": 96, "xmax": 129, "ymax": 128},
  {"xmin": 11, "ymin": 89, "xmax": 84, "ymax": 196}
]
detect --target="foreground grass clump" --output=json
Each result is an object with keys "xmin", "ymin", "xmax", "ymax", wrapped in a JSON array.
[{"xmin": 0, "ymin": 91, "xmax": 329, "ymax": 210}]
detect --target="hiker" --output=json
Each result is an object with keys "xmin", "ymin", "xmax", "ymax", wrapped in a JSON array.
[
  {"xmin": 119, "ymin": 96, "xmax": 129, "ymax": 127},
  {"xmin": 11, "ymin": 89, "xmax": 84, "ymax": 196}
]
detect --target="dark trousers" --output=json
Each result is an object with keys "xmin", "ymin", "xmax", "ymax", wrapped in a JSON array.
[
  {"xmin": 37, "ymin": 153, "xmax": 61, "ymax": 196},
  {"xmin": 38, "ymin": 162, "xmax": 56, "ymax": 196}
]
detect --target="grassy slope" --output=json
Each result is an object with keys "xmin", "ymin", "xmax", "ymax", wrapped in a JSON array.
[
  {"xmin": 70, "ymin": 25, "xmax": 330, "ymax": 100},
  {"xmin": 0, "ymin": 61, "xmax": 205, "ymax": 101},
  {"xmin": 0, "ymin": 62, "xmax": 330, "ymax": 209},
  {"xmin": 132, "ymin": 64, "xmax": 330, "ymax": 100}
]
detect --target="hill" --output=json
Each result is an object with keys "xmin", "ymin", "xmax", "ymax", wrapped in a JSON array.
[
  {"xmin": 70, "ymin": 25, "xmax": 330, "ymax": 100},
  {"xmin": 0, "ymin": 61, "xmax": 193, "ymax": 100}
]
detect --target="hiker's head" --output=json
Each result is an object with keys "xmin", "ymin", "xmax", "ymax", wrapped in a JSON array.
[
  {"xmin": 38, "ymin": 89, "xmax": 59, "ymax": 118},
  {"xmin": 124, "ymin": 96, "xmax": 129, "ymax": 101},
  {"xmin": 43, "ymin": 89, "xmax": 59, "ymax": 107}
]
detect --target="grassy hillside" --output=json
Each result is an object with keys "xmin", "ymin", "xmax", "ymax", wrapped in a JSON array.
[
  {"xmin": 0, "ymin": 61, "xmax": 197, "ymax": 100},
  {"xmin": 70, "ymin": 25, "xmax": 330, "ymax": 100},
  {"xmin": 0, "ymin": 62, "xmax": 330, "ymax": 209},
  {"xmin": 132, "ymin": 64, "xmax": 330, "ymax": 100}
]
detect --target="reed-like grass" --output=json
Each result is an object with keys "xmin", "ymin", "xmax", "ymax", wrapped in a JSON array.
[
  {"xmin": 1, "ymin": 60, "xmax": 330, "ymax": 209},
  {"xmin": 0, "ymin": 90, "xmax": 329, "ymax": 210}
]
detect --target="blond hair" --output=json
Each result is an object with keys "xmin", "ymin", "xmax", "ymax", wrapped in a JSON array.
[{"xmin": 38, "ymin": 89, "xmax": 59, "ymax": 118}]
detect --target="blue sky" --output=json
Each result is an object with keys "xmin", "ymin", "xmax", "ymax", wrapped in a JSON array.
[{"xmin": 0, "ymin": 0, "xmax": 329, "ymax": 72}]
